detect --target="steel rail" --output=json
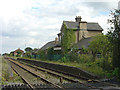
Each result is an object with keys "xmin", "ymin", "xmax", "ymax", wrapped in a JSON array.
[
  {"xmin": 8, "ymin": 58, "xmax": 64, "ymax": 89},
  {"xmin": 8, "ymin": 61, "xmax": 35, "ymax": 90},
  {"xmin": 18, "ymin": 60, "xmax": 98, "ymax": 89}
]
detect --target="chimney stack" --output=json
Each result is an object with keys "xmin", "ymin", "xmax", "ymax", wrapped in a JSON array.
[
  {"xmin": 75, "ymin": 16, "xmax": 82, "ymax": 22},
  {"xmin": 55, "ymin": 37, "xmax": 58, "ymax": 45}
]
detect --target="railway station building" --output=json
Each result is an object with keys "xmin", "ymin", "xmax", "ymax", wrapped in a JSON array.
[{"xmin": 41, "ymin": 16, "xmax": 103, "ymax": 52}]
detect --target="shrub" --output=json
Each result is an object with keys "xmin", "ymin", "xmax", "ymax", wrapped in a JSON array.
[
  {"xmin": 112, "ymin": 68, "xmax": 120, "ymax": 79},
  {"xmin": 60, "ymin": 56, "xmax": 67, "ymax": 63},
  {"xmin": 67, "ymin": 53, "xmax": 80, "ymax": 62},
  {"xmin": 79, "ymin": 54, "xmax": 92, "ymax": 63}
]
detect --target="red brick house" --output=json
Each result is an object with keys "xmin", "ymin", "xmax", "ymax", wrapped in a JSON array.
[{"xmin": 13, "ymin": 48, "xmax": 24, "ymax": 57}]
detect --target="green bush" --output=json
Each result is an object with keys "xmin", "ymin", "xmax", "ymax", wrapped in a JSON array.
[
  {"xmin": 79, "ymin": 54, "xmax": 92, "ymax": 63},
  {"xmin": 112, "ymin": 68, "xmax": 120, "ymax": 79},
  {"xmin": 67, "ymin": 53, "xmax": 79, "ymax": 62},
  {"xmin": 94, "ymin": 58, "xmax": 112, "ymax": 71},
  {"xmin": 60, "ymin": 56, "xmax": 68, "ymax": 63}
]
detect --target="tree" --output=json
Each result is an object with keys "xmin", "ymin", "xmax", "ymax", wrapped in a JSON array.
[
  {"xmin": 37, "ymin": 50, "xmax": 46, "ymax": 59},
  {"xmin": 88, "ymin": 34, "xmax": 111, "ymax": 62},
  {"xmin": 25, "ymin": 47, "xmax": 32, "ymax": 52},
  {"xmin": 24, "ymin": 47, "xmax": 33, "ymax": 58},
  {"xmin": 108, "ymin": 9, "xmax": 120, "ymax": 69},
  {"xmin": 16, "ymin": 51, "xmax": 22, "ymax": 57},
  {"xmin": 31, "ymin": 48, "xmax": 38, "ymax": 58},
  {"xmin": 2, "ymin": 53, "xmax": 9, "ymax": 56},
  {"xmin": 10, "ymin": 52, "xmax": 14, "ymax": 56},
  {"xmin": 33, "ymin": 48, "xmax": 38, "ymax": 52},
  {"xmin": 24, "ymin": 51, "xmax": 32, "ymax": 58}
]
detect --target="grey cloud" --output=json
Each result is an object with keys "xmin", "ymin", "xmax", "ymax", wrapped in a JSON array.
[
  {"xmin": 2, "ymin": 26, "xmax": 27, "ymax": 38},
  {"xmin": 82, "ymin": 2, "xmax": 116, "ymax": 11},
  {"xmin": 2, "ymin": 31, "xmax": 26, "ymax": 38}
]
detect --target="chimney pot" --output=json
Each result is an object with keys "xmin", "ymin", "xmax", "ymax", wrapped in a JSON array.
[{"xmin": 75, "ymin": 16, "xmax": 82, "ymax": 22}]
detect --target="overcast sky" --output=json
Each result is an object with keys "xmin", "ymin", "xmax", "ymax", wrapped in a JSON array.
[{"xmin": 0, "ymin": 0, "xmax": 119, "ymax": 54}]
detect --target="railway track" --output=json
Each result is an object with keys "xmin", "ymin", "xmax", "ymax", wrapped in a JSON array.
[
  {"xmin": 16, "ymin": 58, "xmax": 119, "ymax": 84},
  {"xmin": 17, "ymin": 60, "xmax": 97, "ymax": 88},
  {"xmin": 7, "ymin": 58, "xmax": 64, "ymax": 89},
  {"xmin": 6, "ymin": 57, "xmax": 96, "ymax": 90},
  {"xmin": 17, "ymin": 59, "xmax": 119, "ymax": 88},
  {"xmin": 4, "ymin": 57, "xmax": 120, "ymax": 90}
]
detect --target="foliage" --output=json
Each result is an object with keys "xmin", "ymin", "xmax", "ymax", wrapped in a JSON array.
[
  {"xmin": 112, "ymin": 68, "xmax": 120, "ymax": 79},
  {"xmin": 108, "ymin": 9, "xmax": 120, "ymax": 70},
  {"xmin": 79, "ymin": 54, "xmax": 92, "ymax": 63},
  {"xmin": 81, "ymin": 47, "xmax": 88, "ymax": 54},
  {"xmin": 37, "ymin": 50, "xmax": 46, "ymax": 59},
  {"xmin": 10, "ymin": 52, "xmax": 14, "ymax": 56},
  {"xmin": 61, "ymin": 23, "xmax": 76, "ymax": 53},
  {"xmin": 47, "ymin": 47, "xmax": 55, "ymax": 60},
  {"xmin": 25, "ymin": 47, "xmax": 32, "ymax": 52},
  {"xmin": 36, "ymin": 48, "xmax": 62, "ymax": 61},
  {"xmin": 60, "ymin": 53, "xmax": 92, "ymax": 63},
  {"xmin": 47, "ymin": 47, "xmax": 62, "ymax": 60},
  {"xmin": 24, "ymin": 51, "xmax": 32, "ymax": 58},
  {"xmin": 16, "ymin": 51, "xmax": 22, "ymax": 57},
  {"xmin": 24, "ymin": 47, "xmax": 33, "ymax": 58},
  {"xmin": 88, "ymin": 34, "xmax": 111, "ymax": 62},
  {"xmin": 2, "ymin": 53, "xmax": 9, "ymax": 56},
  {"xmin": 60, "ymin": 55, "xmax": 69, "ymax": 63},
  {"xmin": 33, "ymin": 48, "xmax": 38, "ymax": 51}
]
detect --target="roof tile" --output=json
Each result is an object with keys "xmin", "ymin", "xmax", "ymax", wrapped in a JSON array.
[{"xmin": 64, "ymin": 21, "xmax": 103, "ymax": 31}]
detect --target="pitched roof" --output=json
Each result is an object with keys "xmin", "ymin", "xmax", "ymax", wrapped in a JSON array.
[
  {"xmin": 63, "ymin": 21, "xmax": 103, "ymax": 31},
  {"xmin": 64, "ymin": 21, "xmax": 79, "ymax": 29},
  {"xmin": 87, "ymin": 23, "xmax": 103, "ymax": 31},
  {"xmin": 40, "ymin": 41, "xmax": 56, "ymax": 50},
  {"xmin": 76, "ymin": 37, "xmax": 93, "ymax": 49},
  {"xmin": 14, "ymin": 48, "xmax": 24, "ymax": 53}
]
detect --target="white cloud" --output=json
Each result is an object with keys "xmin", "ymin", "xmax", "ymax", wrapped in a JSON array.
[
  {"xmin": 28, "ymin": 32, "xmax": 38, "ymax": 36},
  {"xmin": 27, "ymin": 38, "xmax": 38, "ymax": 45},
  {"xmin": 0, "ymin": 0, "xmax": 32, "ymax": 22},
  {"xmin": 0, "ymin": 0, "xmax": 118, "ymax": 53}
]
